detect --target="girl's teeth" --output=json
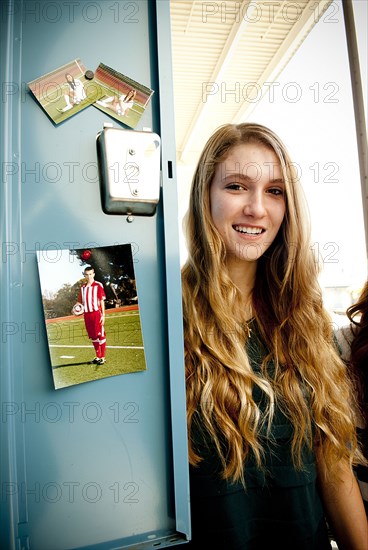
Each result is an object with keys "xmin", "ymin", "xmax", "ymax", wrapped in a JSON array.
[{"xmin": 235, "ymin": 226, "xmax": 263, "ymax": 234}]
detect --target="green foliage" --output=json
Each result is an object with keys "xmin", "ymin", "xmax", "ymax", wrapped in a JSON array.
[
  {"xmin": 71, "ymin": 244, "xmax": 137, "ymax": 309},
  {"xmin": 43, "ymin": 280, "xmax": 84, "ymax": 319},
  {"xmin": 42, "ymin": 244, "xmax": 139, "ymax": 319}
]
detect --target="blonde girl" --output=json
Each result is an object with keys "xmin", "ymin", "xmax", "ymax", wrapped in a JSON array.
[{"xmin": 182, "ymin": 123, "xmax": 367, "ymax": 549}]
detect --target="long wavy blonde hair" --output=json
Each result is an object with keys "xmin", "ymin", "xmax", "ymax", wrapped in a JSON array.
[{"xmin": 182, "ymin": 122, "xmax": 363, "ymax": 483}]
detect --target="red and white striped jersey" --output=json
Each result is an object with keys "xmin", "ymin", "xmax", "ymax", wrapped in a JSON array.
[{"xmin": 78, "ymin": 281, "xmax": 106, "ymax": 313}]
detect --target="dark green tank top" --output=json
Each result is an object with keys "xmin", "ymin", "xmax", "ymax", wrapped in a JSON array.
[{"xmin": 187, "ymin": 320, "xmax": 331, "ymax": 549}]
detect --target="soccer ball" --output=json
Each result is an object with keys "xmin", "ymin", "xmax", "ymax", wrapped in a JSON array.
[
  {"xmin": 81, "ymin": 250, "xmax": 91, "ymax": 260},
  {"xmin": 72, "ymin": 302, "xmax": 84, "ymax": 316}
]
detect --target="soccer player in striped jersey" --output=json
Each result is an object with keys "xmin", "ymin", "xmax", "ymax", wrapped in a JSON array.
[{"xmin": 78, "ymin": 266, "xmax": 106, "ymax": 365}]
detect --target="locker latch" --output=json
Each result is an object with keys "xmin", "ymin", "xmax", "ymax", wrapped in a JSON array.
[{"xmin": 96, "ymin": 124, "xmax": 161, "ymax": 216}]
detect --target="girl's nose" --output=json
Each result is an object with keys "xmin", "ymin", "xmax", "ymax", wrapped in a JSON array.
[{"xmin": 242, "ymin": 190, "xmax": 266, "ymax": 218}]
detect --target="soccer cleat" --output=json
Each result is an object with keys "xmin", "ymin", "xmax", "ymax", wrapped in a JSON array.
[
  {"xmin": 89, "ymin": 357, "xmax": 100, "ymax": 364},
  {"xmin": 96, "ymin": 358, "xmax": 106, "ymax": 365}
]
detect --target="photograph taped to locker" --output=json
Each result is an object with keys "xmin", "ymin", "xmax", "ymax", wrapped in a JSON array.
[{"xmin": 37, "ymin": 243, "xmax": 147, "ymax": 389}]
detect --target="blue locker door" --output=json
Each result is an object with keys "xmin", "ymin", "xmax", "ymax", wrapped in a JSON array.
[{"xmin": 0, "ymin": 1, "xmax": 190, "ymax": 548}]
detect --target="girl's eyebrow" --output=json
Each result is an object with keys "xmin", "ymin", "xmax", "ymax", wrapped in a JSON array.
[
  {"xmin": 222, "ymin": 173, "xmax": 285, "ymax": 185},
  {"xmin": 221, "ymin": 173, "xmax": 254, "ymax": 183},
  {"xmin": 269, "ymin": 178, "xmax": 285, "ymax": 185}
]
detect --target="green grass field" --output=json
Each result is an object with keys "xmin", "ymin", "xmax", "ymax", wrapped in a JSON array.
[{"xmin": 47, "ymin": 310, "xmax": 146, "ymax": 389}]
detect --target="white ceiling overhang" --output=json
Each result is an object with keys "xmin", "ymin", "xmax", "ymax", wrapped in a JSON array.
[{"xmin": 170, "ymin": 0, "xmax": 334, "ymax": 165}]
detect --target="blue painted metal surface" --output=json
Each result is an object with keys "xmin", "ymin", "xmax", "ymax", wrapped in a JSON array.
[{"xmin": 0, "ymin": 1, "xmax": 190, "ymax": 548}]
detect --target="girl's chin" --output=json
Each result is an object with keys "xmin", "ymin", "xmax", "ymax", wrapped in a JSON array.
[{"xmin": 227, "ymin": 242, "xmax": 264, "ymax": 262}]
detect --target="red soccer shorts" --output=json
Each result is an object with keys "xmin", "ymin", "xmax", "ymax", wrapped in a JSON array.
[{"xmin": 83, "ymin": 311, "xmax": 103, "ymax": 340}]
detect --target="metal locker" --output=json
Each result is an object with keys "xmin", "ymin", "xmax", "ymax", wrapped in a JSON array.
[{"xmin": 0, "ymin": 1, "xmax": 190, "ymax": 548}]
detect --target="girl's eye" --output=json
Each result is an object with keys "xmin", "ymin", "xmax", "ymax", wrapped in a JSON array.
[
  {"xmin": 226, "ymin": 184, "xmax": 244, "ymax": 191},
  {"xmin": 268, "ymin": 188, "xmax": 284, "ymax": 196}
]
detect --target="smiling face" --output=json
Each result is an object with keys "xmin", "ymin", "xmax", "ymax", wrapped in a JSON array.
[{"xmin": 209, "ymin": 142, "xmax": 286, "ymax": 270}]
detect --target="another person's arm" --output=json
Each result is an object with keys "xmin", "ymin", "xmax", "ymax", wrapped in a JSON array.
[{"xmin": 316, "ymin": 450, "xmax": 368, "ymax": 550}]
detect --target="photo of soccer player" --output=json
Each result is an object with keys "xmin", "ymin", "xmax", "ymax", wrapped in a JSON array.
[
  {"xmin": 37, "ymin": 243, "xmax": 147, "ymax": 389},
  {"xmin": 27, "ymin": 59, "xmax": 103, "ymax": 124}
]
